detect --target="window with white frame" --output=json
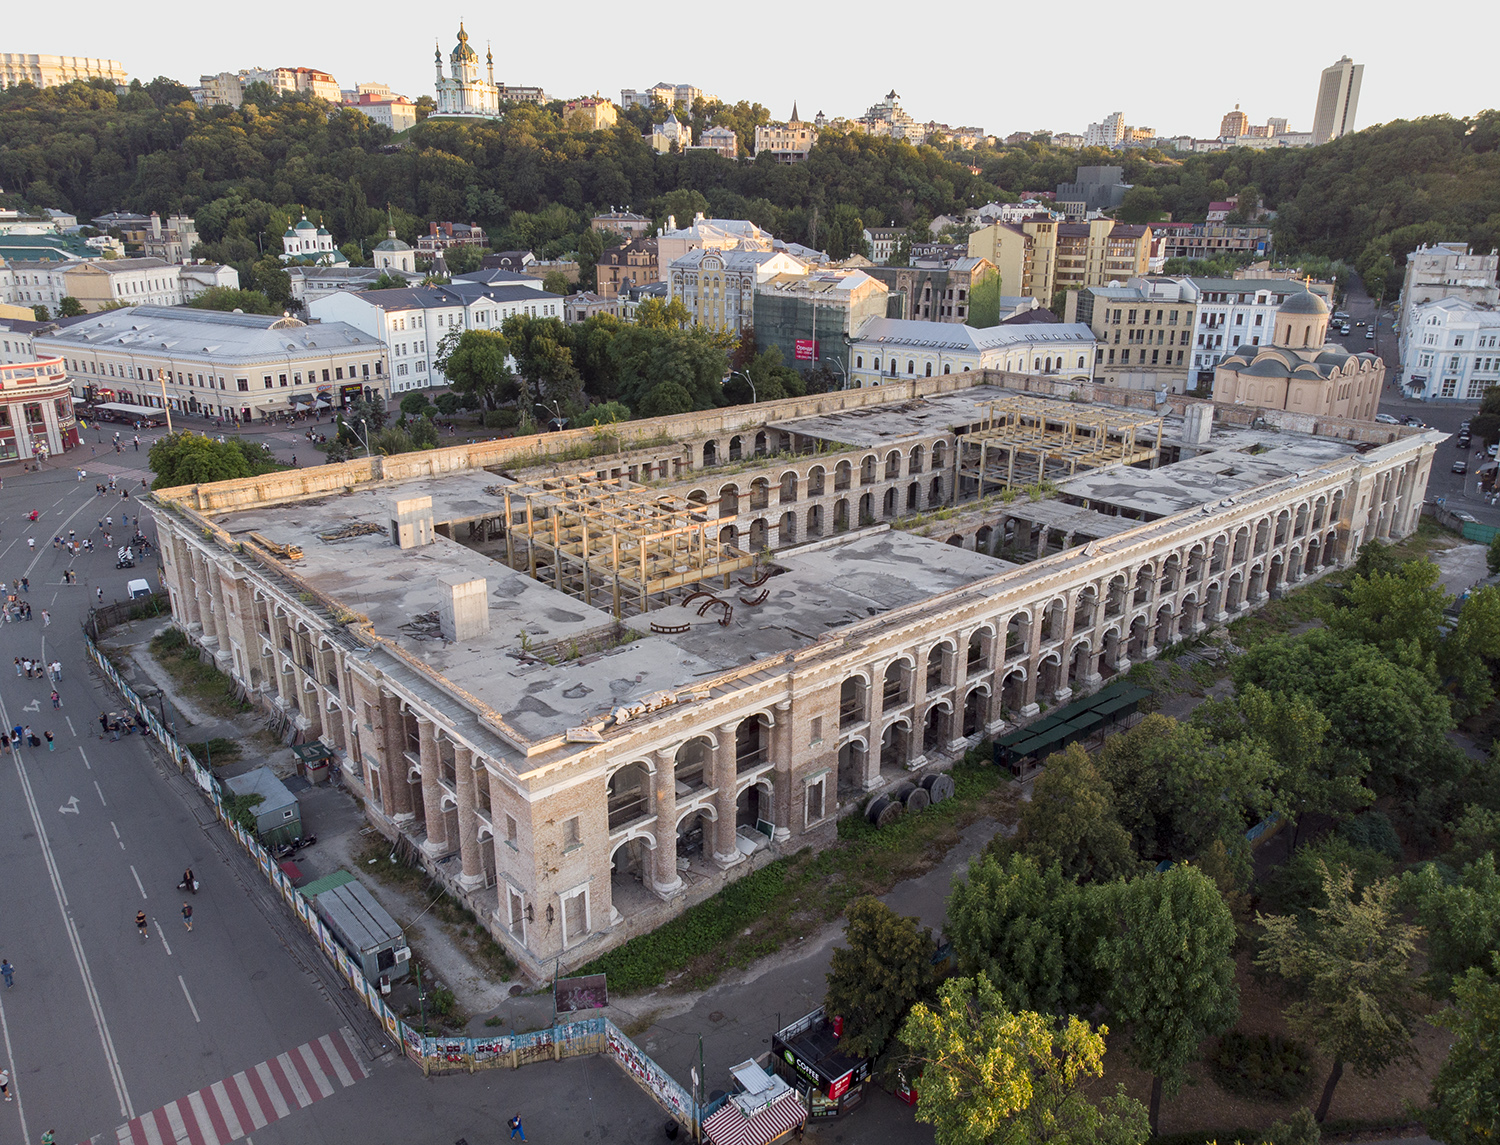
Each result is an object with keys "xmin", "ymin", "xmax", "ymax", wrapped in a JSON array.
[
  {"xmin": 560, "ymin": 884, "xmax": 589, "ymax": 947},
  {"xmin": 507, "ymin": 886, "xmax": 525, "ymax": 938},
  {"xmin": 805, "ymin": 773, "xmax": 827, "ymax": 826}
]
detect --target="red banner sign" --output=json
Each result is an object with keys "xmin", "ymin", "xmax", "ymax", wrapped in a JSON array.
[{"xmin": 795, "ymin": 339, "xmax": 819, "ymax": 362}]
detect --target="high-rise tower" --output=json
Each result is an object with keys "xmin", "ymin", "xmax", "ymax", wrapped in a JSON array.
[{"xmin": 1311, "ymin": 56, "xmax": 1363, "ymax": 145}]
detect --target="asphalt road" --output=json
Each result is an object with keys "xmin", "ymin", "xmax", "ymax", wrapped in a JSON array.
[{"xmin": 0, "ymin": 445, "xmax": 672, "ymax": 1145}]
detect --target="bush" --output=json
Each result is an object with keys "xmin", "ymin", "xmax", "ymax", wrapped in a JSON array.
[
  {"xmin": 484, "ymin": 409, "xmax": 520, "ymax": 429},
  {"xmin": 1209, "ymin": 1031, "xmax": 1314, "ymax": 1101},
  {"xmin": 1337, "ymin": 810, "xmax": 1404, "ymax": 860}
]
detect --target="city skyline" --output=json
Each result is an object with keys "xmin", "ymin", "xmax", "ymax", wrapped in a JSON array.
[{"xmin": 11, "ymin": 0, "xmax": 1494, "ymax": 143}]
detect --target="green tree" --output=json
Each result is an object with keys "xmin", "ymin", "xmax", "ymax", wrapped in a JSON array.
[
  {"xmin": 1193, "ymin": 685, "xmax": 1371, "ymax": 849},
  {"xmin": 57, "ymin": 296, "xmax": 85, "ymax": 317},
  {"xmin": 1440, "ymin": 586, "xmax": 1500, "ymax": 717},
  {"xmin": 899, "ymin": 972, "xmax": 1151, "ymax": 1145},
  {"xmin": 824, "ymin": 897, "xmax": 938, "ymax": 1062},
  {"xmin": 31, "ymin": 303, "xmax": 49, "ymax": 321},
  {"xmin": 1117, "ymin": 186, "xmax": 1165, "ymax": 224},
  {"xmin": 1014, "ymin": 744, "xmax": 1136, "ymax": 882},
  {"xmin": 148, "ymin": 432, "xmax": 254, "ymax": 489},
  {"xmin": 1429, "ymin": 960, "xmax": 1500, "ymax": 1145},
  {"xmin": 1403, "ymin": 854, "xmax": 1500, "ymax": 997},
  {"xmin": 186, "ymin": 287, "xmax": 278, "ymax": 315},
  {"xmin": 1256, "ymin": 864, "xmax": 1422, "ymax": 1123},
  {"xmin": 946, "ymin": 853, "xmax": 1109, "ymax": 1015},
  {"xmin": 541, "ymin": 270, "xmax": 571, "ymax": 296},
  {"xmin": 367, "ymin": 272, "xmax": 406, "ymax": 291},
  {"xmin": 1232, "ymin": 629, "xmax": 1458, "ymax": 798},
  {"xmin": 633, "ymin": 297, "xmax": 690, "ymax": 330},
  {"xmin": 967, "ymin": 274, "xmax": 1002, "ymax": 328},
  {"xmin": 440, "ymin": 329, "xmax": 516, "ymax": 411},
  {"xmin": 398, "ymin": 391, "xmax": 430, "ymax": 416},
  {"xmin": 1097, "ymin": 865, "xmax": 1239, "ymax": 1133},
  {"xmin": 1325, "ymin": 558, "xmax": 1447, "ymax": 670}
]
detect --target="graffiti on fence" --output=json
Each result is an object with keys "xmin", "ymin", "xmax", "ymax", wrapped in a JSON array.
[
  {"xmin": 473, "ymin": 1038, "xmax": 510, "ymax": 1063},
  {"xmin": 608, "ymin": 1026, "xmax": 694, "ymax": 1122}
]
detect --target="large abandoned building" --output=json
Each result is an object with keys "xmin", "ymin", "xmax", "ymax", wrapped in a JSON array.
[{"xmin": 150, "ymin": 369, "xmax": 1438, "ymax": 979}]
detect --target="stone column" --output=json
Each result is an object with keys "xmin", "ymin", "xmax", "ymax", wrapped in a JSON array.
[
  {"xmin": 650, "ymin": 748, "xmax": 682, "ymax": 898},
  {"xmin": 711, "ymin": 722, "xmax": 743, "ymax": 868},
  {"xmin": 208, "ymin": 569, "xmax": 234, "ymax": 669},
  {"xmin": 454, "ymin": 744, "xmax": 484, "ymax": 889},
  {"xmin": 192, "ymin": 553, "xmax": 217, "ymax": 647},
  {"xmin": 771, "ymin": 701, "xmax": 793, "ymax": 841},
  {"xmin": 1019, "ymin": 609, "xmax": 1043, "ymax": 717},
  {"xmin": 379, "ymin": 692, "xmax": 414, "ymax": 823},
  {"xmin": 908, "ymin": 650, "xmax": 930, "ymax": 768},
  {"xmin": 418, "ymin": 717, "xmax": 448, "ymax": 856}
]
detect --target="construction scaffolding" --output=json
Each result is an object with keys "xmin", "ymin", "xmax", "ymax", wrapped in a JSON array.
[
  {"xmin": 956, "ymin": 396, "xmax": 1162, "ymax": 494},
  {"xmin": 499, "ymin": 472, "xmax": 756, "ymax": 618}
]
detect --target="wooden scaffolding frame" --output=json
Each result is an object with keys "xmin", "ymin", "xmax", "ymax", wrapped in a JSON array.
[
  {"xmin": 956, "ymin": 396, "xmax": 1162, "ymax": 494},
  {"xmin": 499, "ymin": 472, "xmax": 755, "ymax": 618}
]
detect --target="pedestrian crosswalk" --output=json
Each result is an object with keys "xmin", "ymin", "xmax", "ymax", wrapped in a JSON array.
[{"xmin": 87, "ymin": 1028, "xmax": 369, "ymax": 1145}]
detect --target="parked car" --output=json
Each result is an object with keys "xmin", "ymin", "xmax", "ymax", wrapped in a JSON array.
[
  {"xmin": 1454, "ymin": 460, "xmax": 1469, "ymax": 474},
  {"xmin": 1341, "ymin": 323, "xmax": 1352, "ymax": 335},
  {"xmin": 1402, "ymin": 416, "xmax": 1426, "ymax": 427},
  {"xmin": 1334, "ymin": 311, "xmax": 1351, "ymax": 321},
  {"xmin": 1458, "ymin": 436, "xmax": 1472, "ymax": 449},
  {"xmin": 1365, "ymin": 331, "xmax": 1375, "ymax": 339},
  {"xmin": 1374, "ymin": 413, "xmax": 1401, "ymax": 424},
  {"xmin": 1489, "ymin": 443, "xmax": 1498, "ymax": 457}
]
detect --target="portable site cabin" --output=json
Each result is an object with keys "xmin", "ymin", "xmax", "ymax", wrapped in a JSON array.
[
  {"xmin": 302, "ymin": 871, "xmax": 410, "ymax": 984},
  {"xmin": 224, "ymin": 766, "xmax": 301, "ymax": 845}
]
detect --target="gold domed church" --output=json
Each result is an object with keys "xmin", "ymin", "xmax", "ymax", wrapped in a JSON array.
[
  {"xmin": 433, "ymin": 23, "xmax": 500, "ymax": 117},
  {"xmin": 1211, "ymin": 288, "xmax": 1385, "ymax": 420}
]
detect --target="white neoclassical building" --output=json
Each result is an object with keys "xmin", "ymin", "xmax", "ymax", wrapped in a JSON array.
[{"xmin": 148, "ymin": 369, "xmax": 1436, "ymax": 981}]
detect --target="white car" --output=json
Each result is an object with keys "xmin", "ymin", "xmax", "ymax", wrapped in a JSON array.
[{"xmin": 1374, "ymin": 413, "xmax": 1401, "ymax": 425}]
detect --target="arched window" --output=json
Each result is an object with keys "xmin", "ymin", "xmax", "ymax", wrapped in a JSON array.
[
  {"xmin": 856, "ymin": 355, "xmax": 863, "ymax": 369},
  {"xmin": 925, "ymin": 362, "xmax": 932, "ymax": 376},
  {"xmin": 873, "ymin": 358, "xmax": 881, "ymax": 372},
  {"xmin": 907, "ymin": 360, "xmax": 915, "ymax": 375}
]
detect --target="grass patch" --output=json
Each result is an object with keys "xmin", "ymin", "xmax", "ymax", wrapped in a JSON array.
[
  {"xmin": 579, "ymin": 761, "xmax": 1018, "ymax": 996},
  {"xmin": 148, "ymin": 628, "xmax": 252, "ymax": 719},
  {"xmin": 184, "ymin": 737, "xmax": 243, "ymax": 767}
]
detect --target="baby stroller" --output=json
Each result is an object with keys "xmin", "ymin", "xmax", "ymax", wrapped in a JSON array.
[{"xmin": 115, "ymin": 546, "xmax": 135, "ymax": 569}]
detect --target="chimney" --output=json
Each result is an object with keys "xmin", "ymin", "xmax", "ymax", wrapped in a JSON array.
[
  {"xmin": 389, "ymin": 495, "xmax": 434, "ymax": 549},
  {"xmin": 429, "ymin": 221, "xmax": 439, "ymax": 236},
  {"xmin": 150, "ymin": 212, "xmax": 162, "ymax": 239},
  {"xmin": 1182, "ymin": 402, "xmax": 1213, "ymax": 446},
  {"xmin": 438, "ymin": 574, "xmax": 489, "ymax": 642},
  {"xmin": 444, "ymin": 221, "xmax": 453, "ymax": 238}
]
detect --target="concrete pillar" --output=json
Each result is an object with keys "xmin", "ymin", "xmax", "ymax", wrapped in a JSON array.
[
  {"xmin": 208, "ymin": 568, "xmax": 233, "ymax": 667},
  {"xmin": 378, "ymin": 692, "xmax": 414, "ymax": 822},
  {"xmin": 771, "ymin": 701, "xmax": 792, "ymax": 841},
  {"xmin": 454, "ymin": 744, "xmax": 485, "ymax": 889},
  {"xmin": 418, "ymin": 717, "xmax": 448, "ymax": 856},
  {"xmin": 711, "ymin": 721, "xmax": 742, "ymax": 868},
  {"xmin": 192, "ymin": 553, "xmax": 217, "ymax": 646},
  {"xmin": 650, "ymin": 748, "xmax": 682, "ymax": 898}
]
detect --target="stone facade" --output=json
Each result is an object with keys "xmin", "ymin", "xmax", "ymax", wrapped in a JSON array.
[{"xmin": 149, "ymin": 371, "xmax": 1437, "ymax": 981}]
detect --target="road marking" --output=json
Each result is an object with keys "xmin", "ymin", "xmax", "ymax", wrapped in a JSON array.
[
  {"xmin": 0, "ymin": 978, "xmax": 34, "ymax": 1145},
  {"xmin": 129, "ymin": 865, "xmax": 146, "ymax": 899},
  {"xmin": 59, "ymin": 795, "xmax": 80, "ymax": 815},
  {"xmin": 79, "ymin": 746, "xmax": 90, "ymax": 768},
  {"xmin": 94, "ymin": 779, "xmax": 107, "ymax": 806},
  {"xmin": 2, "ymin": 699, "xmax": 134, "ymax": 1119},
  {"xmin": 111, "ymin": 821, "xmax": 125, "ymax": 850},
  {"xmin": 51, "ymin": 591, "xmax": 58, "ymax": 604},
  {"xmin": 156, "ymin": 925, "xmax": 172, "ymax": 957},
  {"xmin": 68, "ymin": 717, "xmax": 77, "ymax": 737},
  {"xmin": 177, "ymin": 977, "xmax": 200, "ymax": 1024}
]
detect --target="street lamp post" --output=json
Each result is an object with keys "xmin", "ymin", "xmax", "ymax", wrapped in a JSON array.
[
  {"xmin": 355, "ymin": 418, "xmax": 374, "ymax": 458},
  {"xmin": 534, "ymin": 402, "xmax": 567, "ymax": 431},
  {"xmin": 729, "ymin": 369, "xmax": 757, "ymax": 405},
  {"xmin": 155, "ymin": 368, "xmax": 174, "ymax": 434},
  {"xmin": 824, "ymin": 357, "xmax": 847, "ymax": 390}
]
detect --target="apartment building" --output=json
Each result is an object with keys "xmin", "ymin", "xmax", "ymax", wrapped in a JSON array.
[
  {"xmin": 596, "ymin": 239, "xmax": 659, "ymax": 300},
  {"xmin": 668, "ymin": 249, "xmax": 805, "ymax": 336},
  {"xmin": 0, "ymin": 54, "xmax": 126, "ymax": 89},
  {"xmin": 863, "ymin": 260, "xmax": 996, "ymax": 324},
  {"xmin": 1053, "ymin": 222, "xmax": 1151, "ymax": 293},
  {"xmin": 1154, "ymin": 222, "xmax": 1274, "ymax": 262},
  {"xmin": 1400, "ymin": 298, "xmax": 1500, "ymax": 402},
  {"xmin": 752, "ymin": 269, "xmax": 888, "ymax": 377},
  {"xmin": 1396, "ymin": 243, "xmax": 1499, "ymax": 349},
  {"xmin": 967, "ymin": 217, "xmax": 1057, "ymax": 304},
  {"xmin": 1070, "ymin": 278, "xmax": 1196, "ymax": 393}
]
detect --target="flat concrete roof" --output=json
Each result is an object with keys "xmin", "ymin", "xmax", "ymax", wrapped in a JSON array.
[
  {"xmin": 213, "ymin": 477, "xmax": 1015, "ymax": 742},
  {"xmin": 769, "ymin": 387, "xmax": 1024, "ymax": 447},
  {"xmin": 1059, "ymin": 417, "xmax": 1359, "ymax": 517}
]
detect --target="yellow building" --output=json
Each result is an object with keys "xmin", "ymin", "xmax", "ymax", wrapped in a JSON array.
[
  {"xmin": 563, "ymin": 96, "xmax": 618, "ymax": 132},
  {"xmin": 966, "ymin": 217, "xmax": 1057, "ymax": 304},
  {"xmin": 0, "ymin": 54, "xmax": 126, "ymax": 89},
  {"xmin": 1053, "ymin": 221, "xmax": 1152, "ymax": 293}
]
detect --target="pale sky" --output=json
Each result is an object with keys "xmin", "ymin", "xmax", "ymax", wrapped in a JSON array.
[{"xmin": 37, "ymin": 0, "xmax": 1495, "ymax": 142}]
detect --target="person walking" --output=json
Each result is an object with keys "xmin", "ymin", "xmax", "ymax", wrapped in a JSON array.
[
  {"xmin": 96, "ymin": 587, "xmax": 103, "ymax": 604},
  {"xmin": 26, "ymin": 537, "xmax": 33, "ymax": 552},
  {"xmin": 42, "ymin": 1129, "xmax": 55, "ymax": 1144},
  {"xmin": 50, "ymin": 691, "xmax": 59, "ymax": 709},
  {"xmin": 13, "ymin": 657, "xmax": 20, "ymax": 677},
  {"xmin": 1, "ymin": 959, "xmax": 12, "ymax": 988},
  {"xmin": 181, "ymin": 903, "xmax": 193, "ymax": 932},
  {"xmin": 508, "ymin": 1115, "xmax": 526, "ymax": 1140},
  {"xmin": 136, "ymin": 910, "xmax": 149, "ymax": 940},
  {"xmin": 51, "ymin": 661, "xmax": 61, "ymax": 683},
  {"xmin": 41, "ymin": 609, "xmax": 49, "ymax": 627},
  {"xmin": 0, "ymin": 1067, "xmax": 10, "ymax": 1101},
  {"xmin": 44, "ymin": 731, "xmax": 53, "ymax": 751},
  {"xmin": 21, "ymin": 577, "xmax": 28, "ymax": 593}
]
